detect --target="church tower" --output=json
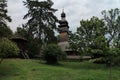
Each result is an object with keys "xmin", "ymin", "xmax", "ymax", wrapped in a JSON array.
[{"xmin": 58, "ymin": 10, "xmax": 70, "ymax": 51}]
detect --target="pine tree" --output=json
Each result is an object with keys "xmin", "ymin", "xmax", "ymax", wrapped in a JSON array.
[
  {"xmin": 0, "ymin": 0, "xmax": 12, "ymax": 38},
  {"xmin": 23, "ymin": 0, "xmax": 58, "ymax": 47}
]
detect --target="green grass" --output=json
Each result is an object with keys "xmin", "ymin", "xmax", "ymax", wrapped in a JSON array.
[{"xmin": 0, "ymin": 59, "xmax": 120, "ymax": 80}]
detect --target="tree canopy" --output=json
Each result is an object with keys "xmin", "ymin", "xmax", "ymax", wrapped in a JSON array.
[
  {"xmin": 0, "ymin": 0, "xmax": 12, "ymax": 38},
  {"xmin": 23, "ymin": 0, "xmax": 58, "ymax": 45},
  {"xmin": 102, "ymin": 8, "xmax": 120, "ymax": 47},
  {"xmin": 70, "ymin": 17, "xmax": 107, "ymax": 57},
  {"xmin": 70, "ymin": 8, "xmax": 120, "ymax": 65},
  {"xmin": 15, "ymin": 0, "xmax": 58, "ymax": 57}
]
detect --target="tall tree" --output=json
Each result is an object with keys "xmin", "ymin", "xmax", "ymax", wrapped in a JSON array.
[
  {"xmin": 70, "ymin": 17, "xmax": 107, "ymax": 57},
  {"xmin": 102, "ymin": 8, "xmax": 120, "ymax": 66},
  {"xmin": 23, "ymin": 0, "xmax": 58, "ymax": 48},
  {"xmin": 102, "ymin": 8, "xmax": 120, "ymax": 47},
  {"xmin": 0, "ymin": 0, "xmax": 12, "ymax": 38}
]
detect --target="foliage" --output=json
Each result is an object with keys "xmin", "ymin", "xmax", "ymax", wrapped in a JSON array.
[
  {"xmin": 16, "ymin": 25, "xmax": 57, "ymax": 58},
  {"xmin": 0, "ymin": 0, "xmax": 12, "ymax": 25},
  {"xmin": 102, "ymin": 8, "xmax": 120, "ymax": 46},
  {"xmin": 0, "ymin": 38, "xmax": 19, "ymax": 63},
  {"xmin": 23, "ymin": 0, "xmax": 58, "ymax": 48},
  {"xmin": 15, "ymin": 0, "xmax": 58, "ymax": 58},
  {"xmin": 26, "ymin": 39, "xmax": 40, "ymax": 58},
  {"xmin": 70, "ymin": 8, "xmax": 120, "ymax": 65},
  {"xmin": 0, "ymin": 26, "xmax": 13, "ymax": 38},
  {"xmin": 90, "ymin": 36, "xmax": 108, "ymax": 58},
  {"xmin": 70, "ymin": 16, "xmax": 107, "ymax": 58},
  {"xmin": 101, "ymin": 8, "xmax": 120, "ymax": 66},
  {"xmin": 105, "ymin": 48, "xmax": 120, "ymax": 66},
  {"xmin": 0, "ymin": 0, "xmax": 12, "ymax": 38},
  {"xmin": 42, "ymin": 44, "xmax": 65, "ymax": 64}
]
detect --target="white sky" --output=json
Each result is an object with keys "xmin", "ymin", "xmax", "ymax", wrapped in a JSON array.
[{"xmin": 7, "ymin": 0, "xmax": 120, "ymax": 32}]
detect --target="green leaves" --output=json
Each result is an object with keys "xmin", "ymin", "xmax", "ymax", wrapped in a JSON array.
[
  {"xmin": 70, "ymin": 8, "xmax": 120, "ymax": 65},
  {"xmin": 0, "ymin": 38, "xmax": 19, "ymax": 58},
  {"xmin": 102, "ymin": 8, "xmax": 120, "ymax": 45},
  {"xmin": 70, "ymin": 17, "xmax": 107, "ymax": 56},
  {"xmin": 0, "ymin": 0, "xmax": 12, "ymax": 23},
  {"xmin": 0, "ymin": 26, "xmax": 13, "ymax": 38},
  {"xmin": 0, "ymin": 0, "xmax": 12, "ymax": 38},
  {"xmin": 23, "ymin": 0, "xmax": 58, "ymax": 45},
  {"xmin": 42, "ymin": 44, "xmax": 65, "ymax": 64}
]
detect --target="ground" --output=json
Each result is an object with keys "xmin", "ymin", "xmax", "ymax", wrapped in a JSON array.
[{"xmin": 0, "ymin": 59, "xmax": 120, "ymax": 80}]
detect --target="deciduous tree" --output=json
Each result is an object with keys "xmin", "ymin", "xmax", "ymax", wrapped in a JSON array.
[
  {"xmin": 102, "ymin": 8, "xmax": 120, "ymax": 47},
  {"xmin": 70, "ymin": 17, "xmax": 107, "ymax": 58}
]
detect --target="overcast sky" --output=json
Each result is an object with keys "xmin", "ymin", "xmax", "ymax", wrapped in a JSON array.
[{"xmin": 7, "ymin": 0, "xmax": 120, "ymax": 32}]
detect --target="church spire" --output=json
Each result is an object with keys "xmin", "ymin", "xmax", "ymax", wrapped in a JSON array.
[{"xmin": 61, "ymin": 8, "xmax": 66, "ymax": 19}]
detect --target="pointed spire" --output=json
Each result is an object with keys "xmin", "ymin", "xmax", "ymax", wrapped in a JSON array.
[
  {"xmin": 61, "ymin": 8, "xmax": 66, "ymax": 18},
  {"xmin": 62, "ymin": 8, "xmax": 64, "ymax": 13}
]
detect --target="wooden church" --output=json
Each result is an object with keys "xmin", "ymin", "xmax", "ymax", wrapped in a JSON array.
[{"xmin": 58, "ymin": 10, "xmax": 70, "ymax": 50}]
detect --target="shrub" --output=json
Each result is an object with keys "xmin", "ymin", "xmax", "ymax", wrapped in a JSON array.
[
  {"xmin": 42, "ymin": 44, "xmax": 66, "ymax": 64},
  {"xmin": 105, "ymin": 48, "xmax": 120, "ymax": 66},
  {"xmin": 0, "ymin": 38, "xmax": 20, "ymax": 59}
]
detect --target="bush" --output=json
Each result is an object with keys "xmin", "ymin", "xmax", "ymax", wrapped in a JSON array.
[
  {"xmin": 105, "ymin": 48, "xmax": 120, "ymax": 66},
  {"xmin": 42, "ymin": 44, "xmax": 66, "ymax": 64},
  {"xmin": 0, "ymin": 38, "xmax": 20, "ymax": 59}
]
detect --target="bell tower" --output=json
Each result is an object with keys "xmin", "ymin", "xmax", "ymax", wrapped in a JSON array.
[{"xmin": 58, "ymin": 10, "xmax": 70, "ymax": 51}]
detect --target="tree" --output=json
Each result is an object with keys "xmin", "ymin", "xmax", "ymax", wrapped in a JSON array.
[
  {"xmin": 102, "ymin": 8, "xmax": 120, "ymax": 47},
  {"xmin": 0, "ymin": 38, "xmax": 19, "ymax": 64},
  {"xmin": 101, "ymin": 8, "xmax": 120, "ymax": 66},
  {"xmin": 42, "ymin": 44, "xmax": 65, "ymax": 64},
  {"xmin": 0, "ymin": 25, "xmax": 12, "ymax": 38},
  {"xmin": 70, "ymin": 17, "xmax": 107, "ymax": 58},
  {"xmin": 23, "ymin": 0, "xmax": 58, "ymax": 49},
  {"xmin": 0, "ymin": 0, "xmax": 12, "ymax": 38}
]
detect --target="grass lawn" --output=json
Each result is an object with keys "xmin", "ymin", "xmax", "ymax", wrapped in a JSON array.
[{"xmin": 0, "ymin": 59, "xmax": 120, "ymax": 80}]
